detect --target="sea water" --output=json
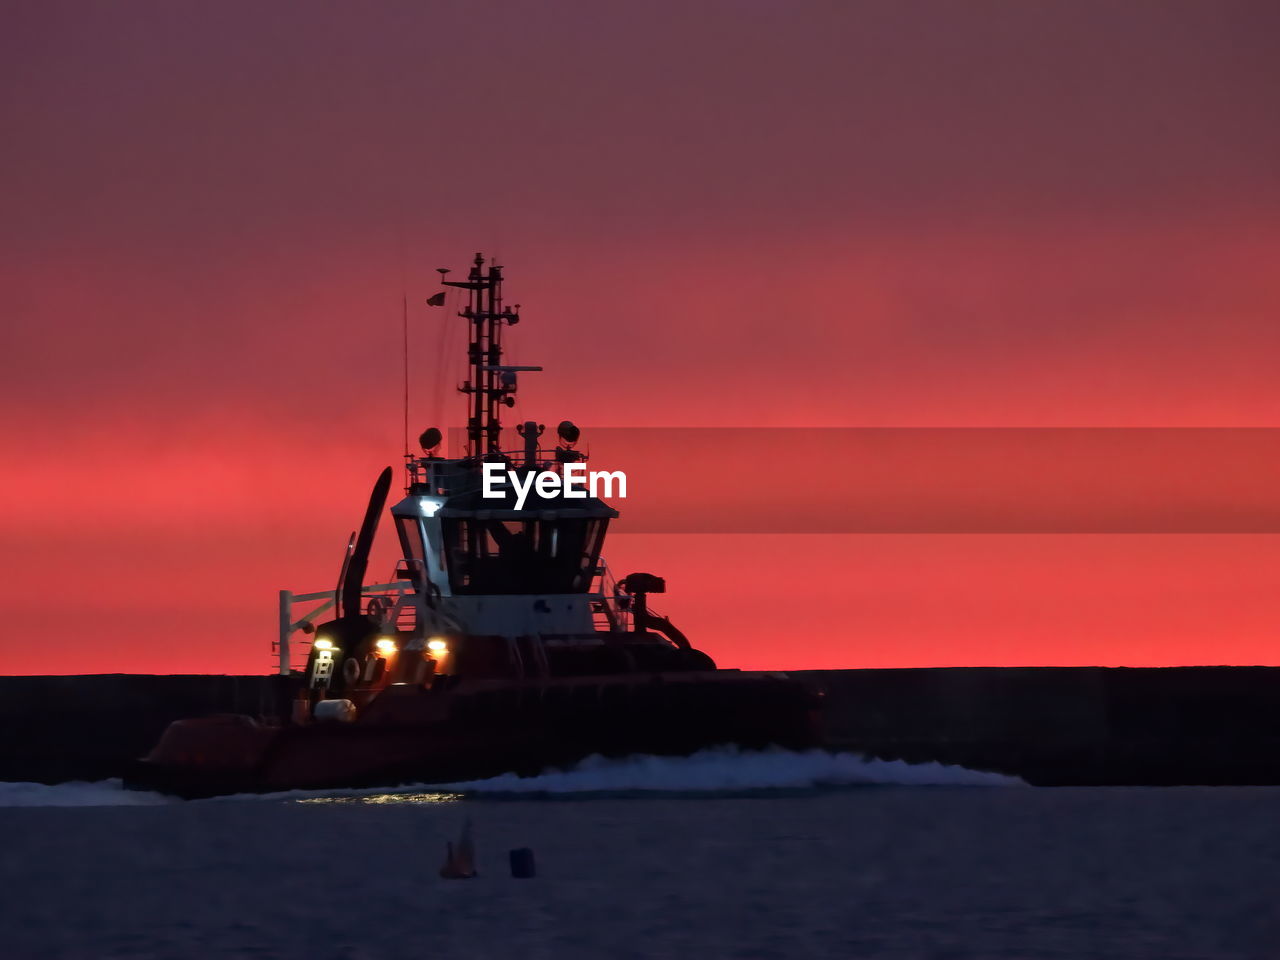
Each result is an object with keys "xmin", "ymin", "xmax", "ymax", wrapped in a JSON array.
[{"xmin": 1, "ymin": 749, "xmax": 1277, "ymax": 959}]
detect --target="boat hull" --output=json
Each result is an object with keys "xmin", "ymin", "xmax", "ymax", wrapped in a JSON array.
[{"xmin": 125, "ymin": 671, "xmax": 822, "ymax": 798}]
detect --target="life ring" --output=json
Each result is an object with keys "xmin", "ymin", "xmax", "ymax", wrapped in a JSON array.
[{"xmin": 342, "ymin": 657, "xmax": 362, "ymax": 686}]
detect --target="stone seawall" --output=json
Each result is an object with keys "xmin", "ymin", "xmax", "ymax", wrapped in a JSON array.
[
  {"xmin": 794, "ymin": 666, "xmax": 1280, "ymax": 785},
  {"xmin": 1, "ymin": 667, "xmax": 1276, "ymax": 786},
  {"xmin": 0, "ymin": 674, "xmax": 294, "ymax": 784}
]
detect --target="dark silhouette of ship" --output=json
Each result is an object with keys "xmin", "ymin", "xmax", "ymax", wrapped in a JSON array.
[{"xmin": 127, "ymin": 255, "xmax": 821, "ymax": 797}]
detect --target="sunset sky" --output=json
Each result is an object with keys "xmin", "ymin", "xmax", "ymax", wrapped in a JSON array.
[{"xmin": 4, "ymin": 1, "xmax": 1280, "ymax": 673}]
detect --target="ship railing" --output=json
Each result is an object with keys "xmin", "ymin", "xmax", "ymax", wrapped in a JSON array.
[
  {"xmin": 588, "ymin": 562, "xmax": 631, "ymax": 634},
  {"xmin": 407, "ymin": 449, "xmax": 585, "ymax": 495},
  {"xmin": 407, "ymin": 457, "xmax": 482, "ymax": 496},
  {"xmin": 274, "ymin": 580, "xmax": 416, "ymax": 675}
]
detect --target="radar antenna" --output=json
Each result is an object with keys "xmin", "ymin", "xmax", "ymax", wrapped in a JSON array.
[{"xmin": 436, "ymin": 253, "xmax": 540, "ymax": 455}]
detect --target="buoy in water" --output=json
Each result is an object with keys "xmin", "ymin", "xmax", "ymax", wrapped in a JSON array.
[
  {"xmin": 509, "ymin": 847, "xmax": 536, "ymax": 878},
  {"xmin": 439, "ymin": 819, "xmax": 477, "ymax": 879}
]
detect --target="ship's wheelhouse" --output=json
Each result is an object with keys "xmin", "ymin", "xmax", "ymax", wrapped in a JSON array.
[
  {"xmin": 440, "ymin": 515, "xmax": 607, "ymax": 594},
  {"xmin": 390, "ymin": 489, "xmax": 617, "ymax": 599}
]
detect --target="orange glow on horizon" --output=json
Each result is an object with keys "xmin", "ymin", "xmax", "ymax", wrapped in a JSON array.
[{"xmin": 6, "ymin": 3, "xmax": 1280, "ymax": 674}]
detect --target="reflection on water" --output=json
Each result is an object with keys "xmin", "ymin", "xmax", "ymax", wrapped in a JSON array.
[{"xmin": 296, "ymin": 791, "xmax": 465, "ymax": 805}]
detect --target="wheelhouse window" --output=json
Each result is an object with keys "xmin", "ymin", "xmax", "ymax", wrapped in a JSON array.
[
  {"xmin": 443, "ymin": 517, "xmax": 606, "ymax": 594},
  {"xmin": 394, "ymin": 516, "xmax": 428, "ymax": 587}
]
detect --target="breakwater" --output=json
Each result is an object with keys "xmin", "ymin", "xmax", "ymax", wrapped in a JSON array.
[
  {"xmin": 1, "ymin": 667, "xmax": 1276, "ymax": 786},
  {"xmin": 796, "ymin": 666, "xmax": 1280, "ymax": 786}
]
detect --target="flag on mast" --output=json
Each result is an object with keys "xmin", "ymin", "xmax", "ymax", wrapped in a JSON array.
[{"xmin": 426, "ymin": 292, "xmax": 446, "ymax": 307}]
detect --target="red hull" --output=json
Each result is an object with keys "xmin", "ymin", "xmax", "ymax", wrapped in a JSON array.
[{"xmin": 126, "ymin": 671, "xmax": 822, "ymax": 798}]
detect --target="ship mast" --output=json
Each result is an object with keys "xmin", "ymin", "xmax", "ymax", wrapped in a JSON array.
[{"xmin": 440, "ymin": 253, "xmax": 538, "ymax": 456}]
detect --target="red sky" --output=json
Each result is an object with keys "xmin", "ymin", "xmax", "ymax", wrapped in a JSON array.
[{"xmin": 4, "ymin": 1, "xmax": 1280, "ymax": 673}]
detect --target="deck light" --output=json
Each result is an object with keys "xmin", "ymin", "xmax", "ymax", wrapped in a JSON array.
[
  {"xmin": 427, "ymin": 638, "xmax": 448, "ymax": 654},
  {"xmin": 376, "ymin": 638, "xmax": 398, "ymax": 655},
  {"xmin": 313, "ymin": 638, "xmax": 334, "ymax": 651}
]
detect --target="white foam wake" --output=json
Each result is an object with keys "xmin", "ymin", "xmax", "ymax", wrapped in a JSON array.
[
  {"xmin": 266, "ymin": 748, "xmax": 1022, "ymax": 802},
  {"xmin": 0, "ymin": 749, "xmax": 1022, "ymax": 806},
  {"xmin": 436, "ymin": 748, "xmax": 1022, "ymax": 795}
]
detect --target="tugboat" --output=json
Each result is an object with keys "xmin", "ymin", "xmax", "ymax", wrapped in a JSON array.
[{"xmin": 128, "ymin": 255, "xmax": 821, "ymax": 798}]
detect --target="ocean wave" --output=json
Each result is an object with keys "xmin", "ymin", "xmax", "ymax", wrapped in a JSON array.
[
  {"xmin": 271, "ymin": 748, "xmax": 1023, "ymax": 802},
  {"xmin": 434, "ymin": 748, "xmax": 1023, "ymax": 796},
  {"xmin": 0, "ymin": 749, "xmax": 1021, "ymax": 807},
  {"xmin": 0, "ymin": 779, "xmax": 173, "ymax": 807}
]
